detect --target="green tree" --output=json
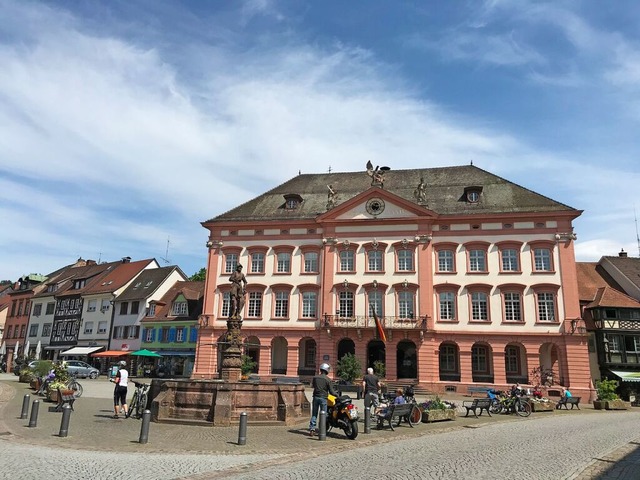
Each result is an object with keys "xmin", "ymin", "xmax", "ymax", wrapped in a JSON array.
[
  {"xmin": 189, "ymin": 268, "xmax": 206, "ymax": 281},
  {"xmin": 336, "ymin": 353, "xmax": 362, "ymax": 383}
]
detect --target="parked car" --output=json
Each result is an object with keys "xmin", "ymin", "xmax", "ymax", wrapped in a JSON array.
[{"xmin": 64, "ymin": 360, "xmax": 99, "ymax": 379}]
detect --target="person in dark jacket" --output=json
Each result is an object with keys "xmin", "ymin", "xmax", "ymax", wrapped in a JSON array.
[{"xmin": 308, "ymin": 363, "xmax": 338, "ymax": 436}]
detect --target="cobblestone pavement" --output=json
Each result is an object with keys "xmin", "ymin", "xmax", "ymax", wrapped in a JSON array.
[{"xmin": 1, "ymin": 374, "xmax": 639, "ymax": 479}]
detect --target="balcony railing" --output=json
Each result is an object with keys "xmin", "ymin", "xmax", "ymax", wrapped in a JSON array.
[{"xmin": 321, "ymin": 314, "xmax": 427, "ymax": 330}]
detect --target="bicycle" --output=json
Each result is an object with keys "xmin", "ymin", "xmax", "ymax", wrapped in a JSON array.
[
  {"xmin": 67, "ymin": 374, "xmax": 83, "ymax": 398},
  {"xmin": 496, "ymin": 393, "xmax": 531, "ymax": 417},
  {"xmin": 126, "ymin": 380, "xmax": 150, "ymax": 419}
]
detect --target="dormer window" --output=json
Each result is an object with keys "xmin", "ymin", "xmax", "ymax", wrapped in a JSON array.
[
  {"xmin": 283, "ymin": 193, "xmax": 303, "ymax": 210},
  {"xmin": 173, "ymin": 301, "xmax": 188, "ymax": 316},
  {"xmin": 73, "ymin": 279, "xmax": 86, "ymax": 289},
  {"xmin": 464, "ymin": 186, "xmax": 483, "ymax": 204}
]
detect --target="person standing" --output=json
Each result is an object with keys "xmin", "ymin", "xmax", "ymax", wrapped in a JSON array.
[
  {"xmin": 362, "ymin": 367, "xmax": 381, "ymax": 413},
  {"xmin": 111, "ymin": 360, "xmax": 129, "ymax": 418},
  {"xmin": 308, "ymin": 363, "xmax": 337, "ymax": 436}
]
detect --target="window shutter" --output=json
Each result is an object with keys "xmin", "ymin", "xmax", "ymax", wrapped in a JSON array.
[
  {"xmin": 142, "ymin": 328, "xmax": 148, "ymax": 343},
  {"xmin": 151, "ymin": 328, "xmax": 156, "ymax": 342},
  {"xmin": 189, "ymin": 327, "xmax": 198, "ymax": 343},
  {"xmin": 135, "ymin": 326, "xmax": 140, "ymax": 338},
  {"xmin": 169, "ymin": 327, "xmax": 176, "ymax": 343}
]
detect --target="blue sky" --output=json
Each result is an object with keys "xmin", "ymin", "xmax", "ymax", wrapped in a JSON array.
[{"xmin": 1, "ymin": 0, "xmax": 640, "ymax": 281}]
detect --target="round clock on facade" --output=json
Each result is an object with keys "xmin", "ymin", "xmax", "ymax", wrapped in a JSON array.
[{"xmin": 366, "ymin": 198, "xmax": 386, "ymax": 216}]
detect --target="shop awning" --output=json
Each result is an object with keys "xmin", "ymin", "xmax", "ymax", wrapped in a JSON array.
[
  {"xmin": 156, "ymin": 350, "xmax": 195, "ymax": 356},
  {"xmin": 60, "ymin": 346, "xmax": 105, "ymax": 356},
  {"xmin": 610, "ymin": 370, "xmax": 640, "ymax": 383},
  {"xmin": 91, "ymin": 350, "xmax": 130, "ymax": 357}
]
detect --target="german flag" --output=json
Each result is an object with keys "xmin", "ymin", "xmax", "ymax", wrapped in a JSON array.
[{"xmin": 372, "ymin": 309, "xmax": 387, "ymax": 342}]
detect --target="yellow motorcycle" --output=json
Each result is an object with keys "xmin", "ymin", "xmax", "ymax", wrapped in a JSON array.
[{"xmin": 326, "ymin": 394, "xmax": 359, "ymax": 439}]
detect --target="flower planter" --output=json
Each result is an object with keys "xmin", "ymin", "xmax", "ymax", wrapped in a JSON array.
[
  {"xmin": 47, "ymin": 390, "xmax": 59, "ymax": 403},
  {"xmin": 605, "ymin": 399, "xmax": 628, "ymax": 410},
  {"xmin": 421, "ymin": 409, "xmax": 456, "ymax": 423},
  {"xmin": 530, "ymin": 401, "xmax": 555, "ymax": 412},
  {"xmin": 593, "ymin": 399, "xmax": 628, "ymax": 410}
]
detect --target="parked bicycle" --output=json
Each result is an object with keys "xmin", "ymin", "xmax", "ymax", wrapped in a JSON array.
[
  {"xmin": 67, "ymin": 373, "xmax": 83, "ymax": 398},
  {"xmin": 126, "ymin": 380, "xmax": 150, "ymax": 419},
  {"xmin": 493, "ymin": 391, "xmax": 531, "ymax": 417}
]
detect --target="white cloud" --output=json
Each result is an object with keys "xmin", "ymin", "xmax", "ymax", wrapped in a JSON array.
[{"xmin": 0, "ymin": 1, "xmax": 639, "ymax": 280}]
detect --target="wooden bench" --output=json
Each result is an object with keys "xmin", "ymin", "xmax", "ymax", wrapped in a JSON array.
[
  {"xmin": 376, "ymin": 403, "xmax": 417, "ymax": 431},
  {"xmin": 556, "ymin": 396, "xmax": 581, "ymax": 410},
  {"xmin": 462, "ymin": 398, "xmax": 492, "ymax": 418},
  {"xmin": 55, "ymin": 388, "xmax": 76, "ymax": 412},
  {"xmin": 467, "ymin": 386, "xmax": 492, "ymax": 397}
]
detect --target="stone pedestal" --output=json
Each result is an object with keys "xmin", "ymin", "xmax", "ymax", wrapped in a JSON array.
[{"xmin": 150, "ymin": 378, "xmax": 310, "ymax": 426}]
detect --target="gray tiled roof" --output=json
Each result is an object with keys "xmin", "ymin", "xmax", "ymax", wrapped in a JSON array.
[
  {"xmin": 602, "ymin": 256, "xmax": 640, "ymax": 290},
  {"xmin": 206, "ymin": 165, "xmax": 578, "ymax": 223},
  {"xmin": 117, "ymin": 266, "xmax": 185, "ymax": 301}
]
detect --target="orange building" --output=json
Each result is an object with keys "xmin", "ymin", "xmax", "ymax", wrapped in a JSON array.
[{"xmin": 193, "ymin": 165, "xmax": 590, "ymax": 397}]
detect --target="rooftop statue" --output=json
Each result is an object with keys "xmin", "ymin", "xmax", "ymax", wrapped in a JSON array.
[{"xmin": 366, "ymin": 160, "xmax": 390, "ymax": 188}]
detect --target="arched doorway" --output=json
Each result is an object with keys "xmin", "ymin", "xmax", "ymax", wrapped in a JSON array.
[
  {"xmin": 505, "ymin": 343, "xmax": 528, "ymax": 384},
  {"xmin": 439, "ymin": 342, "xmax": 460, "ymax": 382},
  {"xmin": 367, "ymin": 340, "xmax": 386, "ymax": 376},
  {"xmin": 471, "ymin": 342, "xmax": 493, "ymax": 383},
  {"xmin": 538, "ymin": 343, "xmax": 560, "ymax": 385},
  {"xmin": 271, "ymin": 337, "xmax": 288, "ymax": 375},
  {"xmin": 396, "ymin": 340, "xmax": 417, "ymax": 379},
  {"xmin": 337, "ymin": 338, "xmax": 356, "ymax": 360},
  {"xmin": 243, "ymin": 336, "xmax": 260, "ymax": 374},
  {"xmin": 299, "ymin": 337, "xmax": 317, "ymax": 376}
]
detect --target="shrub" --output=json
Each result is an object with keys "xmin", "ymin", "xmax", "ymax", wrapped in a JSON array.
[
  {"xmin": 32, "ymin": 360, "xmax": 54, "ymax": 377},
  {"xmin": 373, "ymin": 360, "xmax": 386, "ymax": 378},
  {"xmin": 240, "ymin": 355, "xmax": 257, "ymax": 376},
  {"xmin": 336, "ymin": 353, "xmax": 361, "ymax": 383},
  {"xmin": 596, "ymin": 379, "xmax": 619, "ymax": 401}
]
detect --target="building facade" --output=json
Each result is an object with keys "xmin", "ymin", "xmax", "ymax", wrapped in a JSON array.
[
  {"xmin": 140, "ymin": 280, "xmax": 204, "ymax": 377},
  {"xmin": 578, "ymin": 252, "xmax": 640, "ymax": 397},
  {"xmin": 193, "ymin": 165, "xmax": 591, "ymax": 396}
]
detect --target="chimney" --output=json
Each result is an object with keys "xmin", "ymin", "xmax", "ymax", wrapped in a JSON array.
[{"xmin": 619, "ymin": 249, "xmax": 627, "ymax": 258}]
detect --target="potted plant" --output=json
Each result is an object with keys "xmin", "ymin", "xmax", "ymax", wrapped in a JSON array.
[
  {"xmin": 240, "ymin": 355, "xmax": 257, "ymax": 380},
  {"xmin": 46, "ymin": 381, "xmax": 69, "ymax": 402},
  {"xmin": 594, "ymin": 379, "xmax": 627, "ymax": 410},
  {"xmin": 19, "ymin": 368, "xmax": 35, "ymax": 384},
  {"xmin": 527, "ymin": 396, "xmax": 555, "ymax": 412},
  {"xmin": 336, "ymin": 353, "xmax": 362, "ymax": 384},
  {"xmin": 419, "ymin": 396, "xmax": 457, "ymax": 422}
]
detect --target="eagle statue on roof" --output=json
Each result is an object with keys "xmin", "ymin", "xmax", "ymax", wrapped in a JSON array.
[{"xmin": 366, "ymin": 161, "xmax": 390, "ymax": 188}]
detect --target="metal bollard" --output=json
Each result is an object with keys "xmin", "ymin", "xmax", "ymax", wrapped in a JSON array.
[
  {"xmin": 318, "ymin": 410, "xmax": 327, "ymax": 441},
  {"xmin": 139, "ymin": 410, "xmax": 151, "ymax": 444},
  {"xmin": 58, "ymin": 404, "xmax": 72, "ymax": 437},
  {"xmin": 237, "ymin": 411, "xmax": 247, "ymax": 445},
  {"xmin": 20, "ymin": 394, "xmax": 30, "ymax": 419},
  {"xmin": 364, "ymin": 406, "xmax": 371, "ymax": 434},
  {"xmin": 28, "ymin": 400, "xmax": 40, "ymax": 428}
]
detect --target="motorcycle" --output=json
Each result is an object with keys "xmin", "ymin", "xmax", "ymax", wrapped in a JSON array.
[{"xmin": 326, "ymin": 393, "xmax": 359, "ymax": 439}]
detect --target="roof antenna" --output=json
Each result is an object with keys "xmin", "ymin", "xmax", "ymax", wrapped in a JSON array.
[
  {"xmin": 161, "ymin": 236, "xmax": 171, "ymax": 265},
  {"xmin": 470, "ymin": 159, "xmax": 473, "ymax": 165},
  {"xmin": 635, "ymin": 206, "xmax": 640, "ymax": 257}
]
